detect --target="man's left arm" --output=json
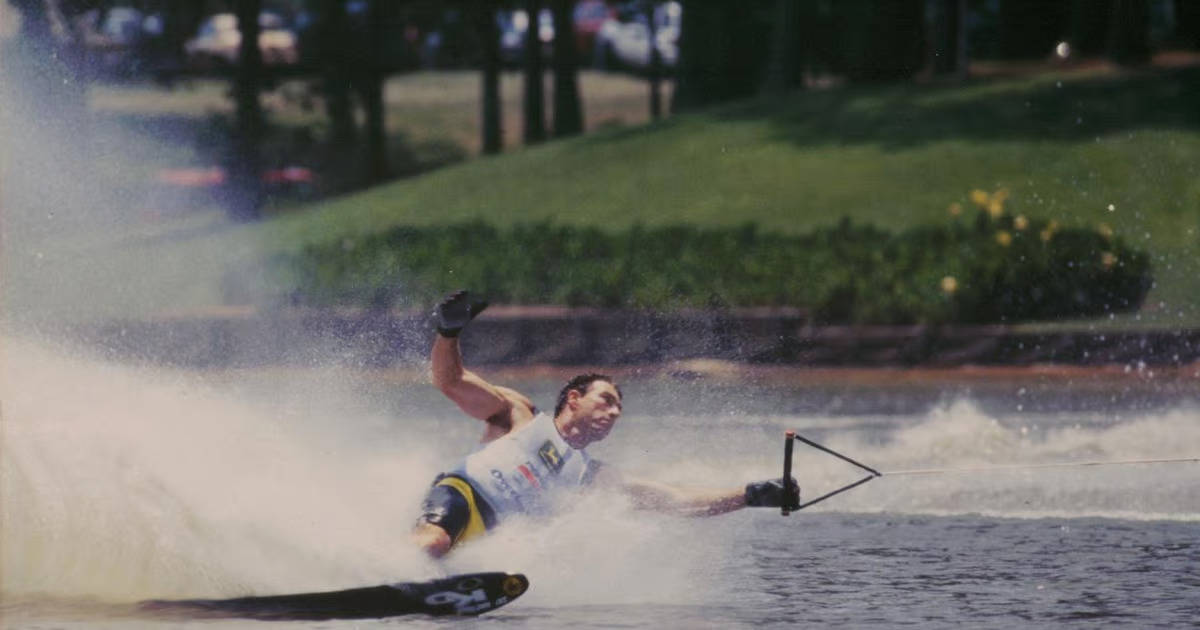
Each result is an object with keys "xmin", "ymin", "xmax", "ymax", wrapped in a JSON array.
[
  {"xmin": 622, "ymin": 477, "xmax": 749, "ymax": 516},
  {"xmin": 592, "ymin": 464, "xmax": 798, "ymax": 516}
]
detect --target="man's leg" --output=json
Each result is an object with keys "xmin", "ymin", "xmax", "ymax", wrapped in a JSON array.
[
  {"xmin": 409, "ymin": 522, "xmax": 453, "ymax": 558},
  {"xmin": 412, "ymin": 476, "xmax": 489, "ymax": 558}
]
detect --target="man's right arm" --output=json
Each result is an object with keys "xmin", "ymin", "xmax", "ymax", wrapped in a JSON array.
[
  {"xmin": 432, "ymin": 334, "xmax": 510, "ymax": 420},
  {"xmin": 431, "ymin": 291, "xmax": 535, "ymax": 437}
]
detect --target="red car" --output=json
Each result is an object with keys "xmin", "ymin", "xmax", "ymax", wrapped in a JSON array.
[{"xmin": 573, "ymin": 0, "xmax": 614, "ymax": 57}]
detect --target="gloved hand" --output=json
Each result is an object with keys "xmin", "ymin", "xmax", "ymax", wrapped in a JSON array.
[
  {"xmin": 744, "ymin": 477, "xmax": 800, "ymax": 510},
  {"xmin": 435, "ymin": 290, "xmax": 489, "ymax": 338}
]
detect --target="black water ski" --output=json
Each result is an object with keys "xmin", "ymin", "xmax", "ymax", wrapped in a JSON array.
[{"xmin": 140, "ymin": 571, "xmax": 529, "ymax": 620}]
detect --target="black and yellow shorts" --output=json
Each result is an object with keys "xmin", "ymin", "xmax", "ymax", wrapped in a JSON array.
[{"xmin": 417, "ymin": 474, "xmax": 499, "ymax": 549}]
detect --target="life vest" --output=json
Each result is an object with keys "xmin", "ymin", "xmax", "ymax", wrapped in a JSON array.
[{"xmin": 453, "ymin": 412, "xmax": 594, "ymax": 521}]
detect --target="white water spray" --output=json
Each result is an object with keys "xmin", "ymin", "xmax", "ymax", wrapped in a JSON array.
[
  {"xmin": 0, "ymin": 337, "xmax": 441, "ymax": 602},
  {"xmin": 781, "ymin": 400, "xmax": 1200, "ymax": 521},
  {"xmin": 4, "ymin": 338, "xmax": 1197, "ymax": 611}
]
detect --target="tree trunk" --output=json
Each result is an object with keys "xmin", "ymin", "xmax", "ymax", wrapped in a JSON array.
[
  {"xmin": 931, "ymin": 0, "xmax": 967, "ymax": 77},
  {"xmin": 672, "ymin": 1, "xmax": 762, "ymax": 111},
  {"xmin": 523, "ymin": 0, "xmax": 548, "ymax": 144},
  {"xmin": 319, "ymin": 0, "xmax": 357, "ymax": 149},
  {"xmin": 645, "ymin": 0, "xmax": 664, "ymax": 119},
  {"xmin": 838, "ymin": 0, "xmax": 925, "ymax": 82},
  {"xmin": 672, "ymin": 1, "xmax": 721, "ymax": 112},
  {"xmin": 1069, "ymin": 0, "xmax": 1111, "ymax": 57},
  {"xmin": 1107, "ymin": 0, "xmax": 1151, "ymax": 65},
  {"xmin": 1176, "ymin": 0, "xmax": 1200, "ymax": 50},
  {"xmin": 550, "ymin": 0, "xmax": 584, "ymax": 137},
  {"xmin": 360, "ymin": 0, "xmax": 392, "ymax": 183},
  {"xmin": 997, "ymin": 0, "xmax": 1070, "ymax": 60},
  {"xmin": 763, "ymin": 0, "xmax": 802, "ymax": 95},
  {"xmin": 478, "ymin": 3, "xmax": 504, "ymax": 154},
  {"xmin": 155, "ymin": 0, "xmax": 203, "ymax": 84},
  {"xmin": 228, "ymin": 0, "xmax": 265, "ymax": 222}
]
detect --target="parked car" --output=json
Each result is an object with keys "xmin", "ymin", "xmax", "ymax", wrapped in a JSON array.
[
  {"xmin": 499, "ymin": 2, "xmax": 616, "ymax": 67},
  {"xmin": 78, "ymin": 6, "xmax": 153, "ymax": 78},
  {"xmin": 572, "ymin": 0, "xmax": 616, "ymax": 57},
  {"xmin": 593, "ymin": 1, "xmax": 680, "ymax": 72},
  {"xmin": 499, "ymin": 8, "xmax": 554, "ymax": 66},
  {"xmin": 429, "ymin": 2, "xmax": 615, "ymax": 69},
  {"xmin": 184, "ymin": 12, "xmax": 298, "ymax": 72}
]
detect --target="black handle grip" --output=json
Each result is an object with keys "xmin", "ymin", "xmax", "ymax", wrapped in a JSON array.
[{"xmin": 782, "ymin": 430, "xmax": 795, "ymax": 516}]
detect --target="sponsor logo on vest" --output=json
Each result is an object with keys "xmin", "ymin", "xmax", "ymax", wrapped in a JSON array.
[
  {"xmin": 538, "ymin": 440, "xmax": 565, "ymax": 473},
  {"xmin": 516, "ymin": 464, "xmax": 542, "ymax": 489},
  {"xmin": 490, "ymin": 468, "xmax": 526, "ymax": 511}
]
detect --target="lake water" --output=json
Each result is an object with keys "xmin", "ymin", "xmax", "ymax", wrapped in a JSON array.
[{"xmin": 3, "ymin": 337, "xmax": 1198, "ymax": 629}]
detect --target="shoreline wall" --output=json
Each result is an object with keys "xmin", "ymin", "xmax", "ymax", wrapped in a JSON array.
[{"xmin": 50, "ymin": 308, "xmax": 1200, "ymax": 369}]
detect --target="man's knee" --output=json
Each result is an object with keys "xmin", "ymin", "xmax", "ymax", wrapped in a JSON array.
[{"xmin": 410, "ymin": 522, "xmax": 452, "ymax": 558}]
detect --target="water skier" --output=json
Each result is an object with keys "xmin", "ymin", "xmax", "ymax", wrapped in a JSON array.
[{"xmin": 411, "ymin": 290, "xmax": 799, "ymax": 558}]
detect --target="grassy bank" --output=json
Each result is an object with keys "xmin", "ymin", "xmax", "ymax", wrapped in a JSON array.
[{"xmin": 6, "ymin": 64, "xmax": 1198, "ymax": 328}]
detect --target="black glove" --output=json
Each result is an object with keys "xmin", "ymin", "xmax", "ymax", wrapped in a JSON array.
[
  {"xmin": 745, "ymin": 477, "xmax": 800, "ymax": 510},
  {"xmin": 435, "ymin": 290, "xmax": 489, "ymax": 338}
]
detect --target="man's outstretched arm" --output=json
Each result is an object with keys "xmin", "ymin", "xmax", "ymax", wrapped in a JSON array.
[
  {"xmin": 594, "ymin": 466, "xmax": 799, "ymax": 516},
  {"xmin": 621, "ymin": 477, "xmax": 750, "ymax": 516}
]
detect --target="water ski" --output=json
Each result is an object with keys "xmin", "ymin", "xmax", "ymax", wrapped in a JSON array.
[{"xmin": 140, "ymin": 571, "xmax": 529, "ymax": 620}]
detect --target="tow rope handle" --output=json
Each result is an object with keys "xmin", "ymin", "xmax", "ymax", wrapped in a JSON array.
[
  {"xmin": 781, "ymin": 431, "xmax": 883, "ymax": 515},
  {"xmin": 781, "ymin": 431, "xmax": 796, "ymax": 516}
]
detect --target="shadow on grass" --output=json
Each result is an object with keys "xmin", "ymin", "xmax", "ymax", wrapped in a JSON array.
[{"xmin": 715, "ymin": 64, "xmax": 1200, "ymax": 150}]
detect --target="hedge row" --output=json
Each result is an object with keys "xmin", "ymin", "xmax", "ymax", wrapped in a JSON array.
[{"xmin": 273, "ymin": 205, "xmax": 1152, "ymax": 325}]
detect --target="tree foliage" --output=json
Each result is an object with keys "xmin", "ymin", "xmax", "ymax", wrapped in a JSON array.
[{"xmin": 9, "ymin": 0, "xmax": 1190, "ymax": 218}]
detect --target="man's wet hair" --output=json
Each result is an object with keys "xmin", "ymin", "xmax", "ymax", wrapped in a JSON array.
[{"xmin": 554, "ymin": 373, "xmax": 621, "ymax": 418}]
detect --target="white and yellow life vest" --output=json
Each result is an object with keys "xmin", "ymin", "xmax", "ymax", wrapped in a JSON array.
[{"xmin": 453, "ymin": 412, "xmax": 594, "ymax": 520}]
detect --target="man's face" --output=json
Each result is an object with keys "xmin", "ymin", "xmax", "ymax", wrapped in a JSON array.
[{"xmin": 567, "ymin": 380, "xmax": 623, "ymax": 445}]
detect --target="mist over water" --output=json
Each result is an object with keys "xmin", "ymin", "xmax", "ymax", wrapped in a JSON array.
[
  {"xmin": 0, "ymin": 337, "xmax": 724, "ymax": 615},
  {"xmin": 3, "ymin": 335, "xmax": 1197, "ymax": 618},
  {"xmin": 1, "ymin": 338, "xmax": 437, "ymax": 601}
]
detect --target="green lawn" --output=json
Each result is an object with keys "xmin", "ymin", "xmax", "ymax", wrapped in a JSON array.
[{"xmin": 5, "ymin": 65, "xmax": 1198, "ymax": 328}]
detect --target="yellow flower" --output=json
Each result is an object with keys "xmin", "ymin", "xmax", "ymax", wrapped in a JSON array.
[
  {"xmin": 970, "ymin": 189, "xmax": 990, "ymax": 207},
  {"xmin": 995, "ymin": 231, "xmax": 1013, "ymax": 247},
  {"xmin": 987, "ymin": 199, "xmax": 1005, "ymax": 219},
  {"xmin": 948, "ymin": 202, "xmax": 963, "ymax": 218},
  {"xmin": 940, "ymin": 276, "xmax": 958, "ymax": 294},
  {"xmin": 1101, "ymin": 252, "xmax": 1117, "ymax": 268},
  {"xmin": 1097, "ymin": 223, "xmax": 1114, "ymax": 240},
  {"xmin": 992, "ymin": 187, "xmax": 1011, "ymax": 203},
  {"xmin": 1040, "ymin": 220, "xmax": 1060, "ymax": 243},
  {"xmin": 1013, "ymin": 215, "xmax": 1029, "ymax": 231}
]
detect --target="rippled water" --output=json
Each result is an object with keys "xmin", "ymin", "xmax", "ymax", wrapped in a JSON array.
[{"xmin": 3, "ymin": 338, "xmax": 1198, "ymax": 629}]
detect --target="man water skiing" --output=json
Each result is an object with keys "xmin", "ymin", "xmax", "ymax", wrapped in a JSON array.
[{"xmin": 411, "ymin": 290, "xmax": 799, "ymax": 558}]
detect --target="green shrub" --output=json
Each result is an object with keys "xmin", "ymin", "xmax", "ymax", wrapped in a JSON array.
[{"xmin": 271, "ymin": 192, "xmax": 1151, "ymax": 325}]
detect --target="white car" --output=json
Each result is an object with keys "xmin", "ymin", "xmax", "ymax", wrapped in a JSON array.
[
  {"xmin": 499, "ymin": 9, "xmax": 554, "ymax": 67},
  {"xmin": 184, "ymin": 12, "xmax": 297, "ymax": 71},
  {"xmin": 593, "ymin": 1, "xmax": 680, "ymax": 72}
]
